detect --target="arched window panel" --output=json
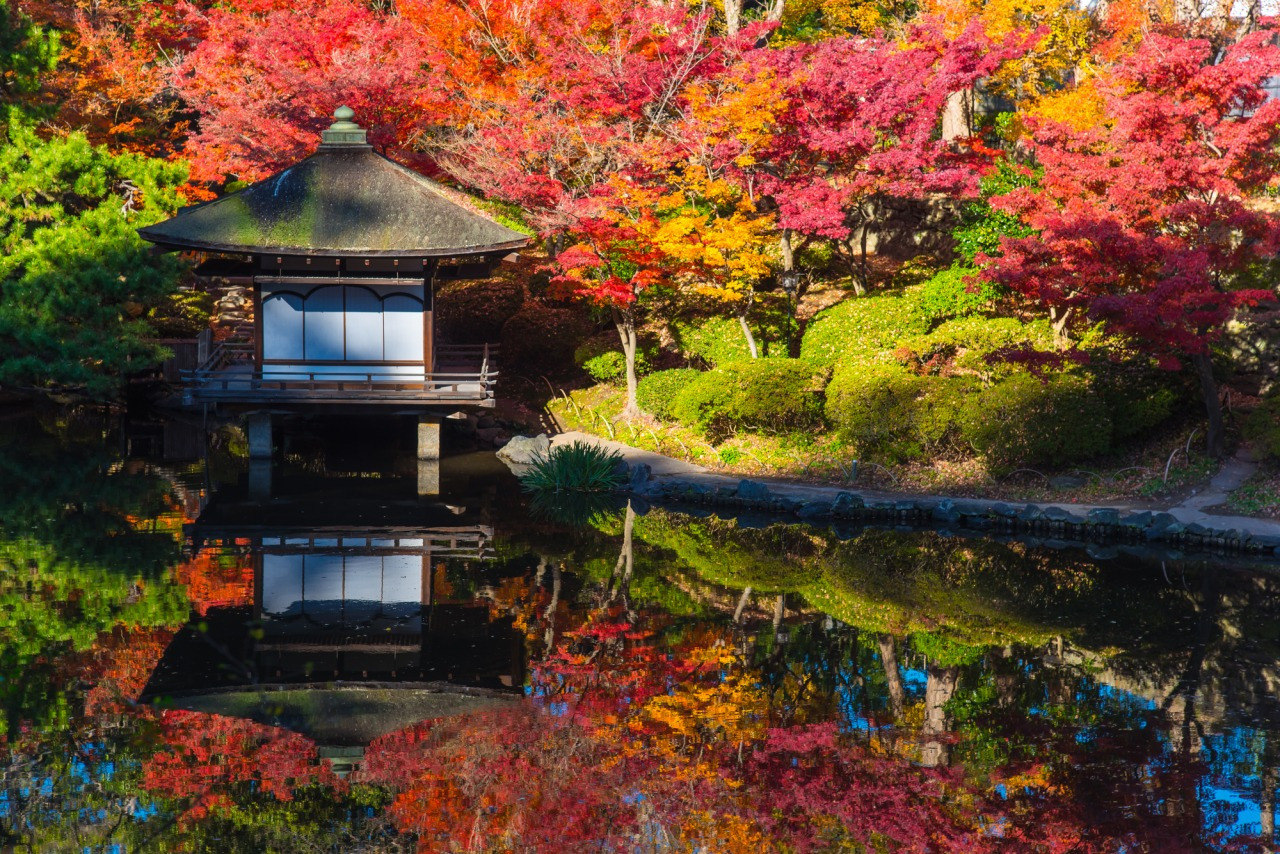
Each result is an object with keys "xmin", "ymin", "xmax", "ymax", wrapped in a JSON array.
[
  {"xmin": 261, "ymin": 292, "xmax": 305, "ymax": 361},
  {"xmin": 382, "ymin": 554, "xmax": 425, "ymax": 618},
  {"xmin": 384, "ymin": 291, "xmax": 424, "ymax": 362},
  {"xmin": 304, "ymin": 286, "xmax": 345, "ymax": 361},
  {"xmin": 343, "ymin": 555, "xmax": 383, "ymax": 623},
  {"xmin": 301, "ymin": 554, "xmax": 345, "ymax": 624},
  {"xmin": 262, "ymin": 553, "xmax": 305, "ymax": 617},
  {"xmin": 344, "ymin": 287, "xmax": 384, "ymax": 361}
]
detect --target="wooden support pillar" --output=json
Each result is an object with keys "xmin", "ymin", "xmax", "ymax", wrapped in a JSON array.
[
  {"xmin": 248, "ymin": 458, "xmax": 273, "ymax": 500},
  {"xmin": 417, "ymin": 459, "xmax": 440, "ymax": 497},
  {"xmin": 247, "ymin": 413, "xmax": 273, "ymax": 460},
  {"xmin": 417, "ymin": 415, "xmax": 441, "ymax": 460}
]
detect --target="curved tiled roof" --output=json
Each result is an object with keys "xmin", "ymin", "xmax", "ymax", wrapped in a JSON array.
[{"xmin": 139, "ymin": 109, "xmax": 530, "ymax": 258}]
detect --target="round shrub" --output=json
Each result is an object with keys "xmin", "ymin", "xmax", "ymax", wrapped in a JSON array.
[
  {"xmin": 672, "ymin": 316, "xmax": 758, "ymax": 367},
  {"xmin": 824, "ymin": 361, "xmax": 929, "ymax": 460},
  {"xmin": 436, "ymin": 280, "xmax": 526, "ymax": 344},
  {"xmin": 1089, "ymin": 360, "xmax": 1181, "ymax": 441},
  {"xmin": 574, "ymin": 334, "xmax": 650, "ymax": 384},
  {"xmin": 825, "ymin": 363, "xmax": 975, "ymax": 461},
  {"xmin": 897, "ymin": 316, "xmax": 1053, "ymax": 377},
  {"xmin": 637, "ymin": 368, "xmax": 702, "ymax": 420},
  {"xmin": 671, "ymin": 358, "xmax": 826, "ymax": 440},
  {"xmin": 917, "ymin": 265, "xmax": 1004, "ymax": 321},
  {"xmin": 800, "ymin": 295, "xmax": 929, "ymax": 366},
  {"xmin": 957, "ymin": 373, "xmax": 1112, "ymax": 469}
]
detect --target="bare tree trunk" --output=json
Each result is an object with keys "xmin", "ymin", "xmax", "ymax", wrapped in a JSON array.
[
  {"xmin": 1192, "ymin": 351, "xmax": 1225, "ymax": 458},
  {"xmin": 546, "ymin": 231, "xmax": 566, "ymax": 262},
  {"xmin": 840, "ymin": 238, "xmax": 867, "ymax": 296},
  {"xmin": 612, "ymin": 305, "xmax": 642, "ymax": 419},
  {"xmin": 920, "ymin": 664, "xmax": 959, "ymax": 768},
  {"xmin": 1262, "ymin": 759, "xmax": 1276, "ymax": 847},
  {"xmin": 543, "ymin": 562, "xmax": 561, "ymax": 653},
  {"xmin": 771, "ymin": 594, "xmax": 787, "ymax": 651},
  {"xmin": 723, "ymin": 0, "xmax": 743, "ymax": 35},
  {"xmin": 733, "ymin": 586, "xmax": 753, "ymax": 624},
  {"xmin": 738, "ymin": 297, "xmax": 759, "ymax": 359},
  {"xmin": 941, "ymin": 89, "xmax": 973, "ymax": 140},
  {"xmin": 1049, "ymin": 305, "xmax": 1072, "ymax": 349},
  {"xmin": 877, "ymin": 635, "xmax": 905, "ymax": 719},
  {"xmin": 609, "ymin": 501, "xmax": 636, "ymax": 609}
]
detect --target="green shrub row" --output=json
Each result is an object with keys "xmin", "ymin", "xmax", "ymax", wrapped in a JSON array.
[
  {"xmin": 824, "ymin": 364, "xmax": 1175, "ymax": 468},
  {"xmin": 800, "ymin": 294, "xmax": 930, "ymax": 366},
  {"xmin": 635, "ymin": 355, "xmax": 1178, "ymax": 470},
  {"xmin": 667, "ymin": 359, "xmax": 827, "ymax": 442}
]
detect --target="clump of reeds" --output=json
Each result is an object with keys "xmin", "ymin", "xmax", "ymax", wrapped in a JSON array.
[{"xmin": 519, "ymin": 441, "xmax": 627, "ymax": 493}]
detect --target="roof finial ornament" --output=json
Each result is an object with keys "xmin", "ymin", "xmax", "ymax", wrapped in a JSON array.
[{"xmin": 321, "ymin": 105, "xmax": 368, "ymax": 147}]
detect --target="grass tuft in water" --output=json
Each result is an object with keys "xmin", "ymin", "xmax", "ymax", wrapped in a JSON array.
[{"xmin": 520, "ymin": 441, "xmax": 627, "ymax": 493}]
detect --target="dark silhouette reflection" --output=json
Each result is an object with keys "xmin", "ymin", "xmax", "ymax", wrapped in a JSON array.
[
  {"xmin": 8, "ymin": 411, "xmax": 1280, "ymax": 850},
  {"xmin": 144, "ymin": 473, "xmax": 525, "ymax": 750}
]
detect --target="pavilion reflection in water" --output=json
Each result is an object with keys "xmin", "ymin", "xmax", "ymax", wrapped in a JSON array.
[{"xmin": 142, "ymin": 471, "xmax": 526, "ymax": 763}]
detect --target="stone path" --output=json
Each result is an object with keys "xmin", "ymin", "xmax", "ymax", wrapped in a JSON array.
[{"xmin": 549, "ymin": 431, "xmax": 1280, "ymax": 540}]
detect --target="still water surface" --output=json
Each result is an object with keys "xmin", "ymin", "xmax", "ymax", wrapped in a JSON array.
[{"xmin": 4, "ymin": 410, "xmax": 1280, "ymax": 852}]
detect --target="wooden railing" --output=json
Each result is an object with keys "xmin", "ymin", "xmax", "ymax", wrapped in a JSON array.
[{"xmin": 181, "ymin": 342, "xmax": 498, "ymax": 405}]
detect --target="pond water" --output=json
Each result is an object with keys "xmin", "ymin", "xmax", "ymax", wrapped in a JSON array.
[{"xmin": 4, "ymin": 409, "xmax": 1280, "ymax": 852}]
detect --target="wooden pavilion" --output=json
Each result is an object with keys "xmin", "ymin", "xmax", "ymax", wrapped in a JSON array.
[{"xmin": 139, "ymin": 107, "xmax": 531, "ymax": 462}]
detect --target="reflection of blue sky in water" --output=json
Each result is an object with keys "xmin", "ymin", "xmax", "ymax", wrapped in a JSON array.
[{"xmin": 832, "ymin": 644, "xmax": 1278, "ymax": 849}]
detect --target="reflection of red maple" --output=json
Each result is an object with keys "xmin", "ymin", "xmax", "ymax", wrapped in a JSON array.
[
  {"xmin": 171, "ymin": 546, "xmax": 254, "ymax": 616},
  {"xmin": 143, "ymin": 710, "xmax": 344, "ymax": 824}
]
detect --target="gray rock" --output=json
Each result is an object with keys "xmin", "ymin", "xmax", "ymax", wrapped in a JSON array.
[
  {"xmin": 1087, "ymin": 508, "xmax": 1121, "ymax": 526},
  {"xmin": 1086, "ymin": 544, "xmax": 1120, "ymax": 560},
  {"xmin": 1018, "ymin": 504, "xmax": 1045, "ymax": 522},
  {"xmin": 1184, "ymin": 522, "xmax": 1210, "ymax": 537},
  {"xmin": 1042, "ymin": 506, "xmax": 1079, "ymax": 523},
  {"xmin": 476, "ymin": 426, "xmax": 504, "ymax": 444},
  {"xmin": 990, "ymin": 503, "xmax": 1018, "ymax": 518},
  {"xmin": 628, "ymin": 463, "xmax": 653, "ymax": 492},
  {"xmin": 797, "ymin": 501, "xmax": 833, "ymax": 521},
  {"xmin": 737, "ymin": 479, "xmax": 771, "ymax": 502},
  {"xmin": 1144, "ymin": 513, "xmax": 1183, "ymax": 541},
  {"xmin": 1120, "ymin": 511, "xmax": 1153, "ymax": 529},
  {"xmin": 491, "ymin": 431, "xmax": 512, "ymax": 448},
  {"xmin": 496, "ymin": 433, "xmax": 551, "ymax": 465},
  {"xmin": 833, "ymin": 492, "xmax": 865, "ymax": 515},
  {"xmin": 933, "ymin": 499, "xmax": 961, "ymax": 523}
]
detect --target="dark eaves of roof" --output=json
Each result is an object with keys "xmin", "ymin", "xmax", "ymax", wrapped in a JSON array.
[{"xmin": 138, "ymin": 106, "xmax": 532, "ymax": 259}]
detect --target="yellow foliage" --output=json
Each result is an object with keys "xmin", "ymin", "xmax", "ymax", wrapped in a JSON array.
[{"xmin": 924, "ymin": 0, "xmax": 1097, "ymax": 104}]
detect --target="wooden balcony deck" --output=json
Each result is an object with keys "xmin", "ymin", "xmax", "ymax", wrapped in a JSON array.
[{"xmin": 182, "ymin": 342, "xmax": 498, "ymax": 408}]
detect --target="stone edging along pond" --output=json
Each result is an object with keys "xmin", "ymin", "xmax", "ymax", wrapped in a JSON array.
[{"xmin": 623, "ymin": 464, "xmax": 1280, "ymax": 559}]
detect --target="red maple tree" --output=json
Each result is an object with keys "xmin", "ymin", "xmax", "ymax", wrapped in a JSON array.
[{"xmin": 981, "ymin": 29, "xmax": 1280, "ymax": 456}]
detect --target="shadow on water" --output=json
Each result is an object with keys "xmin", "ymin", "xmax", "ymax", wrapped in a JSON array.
[{"xmin": 3, "ymin": 409, "xmax": 1280, "ymax": 849}]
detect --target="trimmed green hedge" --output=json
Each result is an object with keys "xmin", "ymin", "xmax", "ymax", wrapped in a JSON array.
[
  {"xmin": 671, "ymin": 358, "xmax": 826, "ymax": 440},
  {"xmin": 824, "ymin": 362, "xmax": 930, "ymax": 460},
  {"xmin": 637, "ymin": 368, "xmax": 702, "ymax": 420},
  {"xmin": 671, "ymin": 316, "xmax": 759, "ymax": 367},
  {"xmin": 956, "ymin": 373, "xmax": 1112, "ymax": 468},
  {"xmin": 824, "ymin": 362, "xmax": 976, "ymax": 461},
  {"xmin": 800, "ymin": 294, "xmax": 928, "ymax": 366},
  {"xmin": 917, "ymin": 265, "xmax": 1003, "ymax": 321}
]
